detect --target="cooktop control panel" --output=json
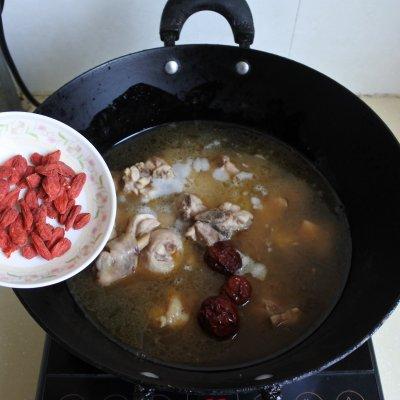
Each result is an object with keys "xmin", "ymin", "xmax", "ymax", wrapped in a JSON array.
[{"xmin": 36, "ymin": 339, "xmax": 384, "ymax": 400}]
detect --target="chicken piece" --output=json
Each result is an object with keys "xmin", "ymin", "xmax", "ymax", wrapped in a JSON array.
[
  {"xmin": 212, "ymin": 155, "xmax": 240, "ymax": 182},
  {"xmin": 270, "ymin": 307, "xmax": 302, "ymax": 328},
  {"xmin": 150, "ymin": 293, "xmax": 189, "ymax": 328},
  {"xmin": 96, "ymin": 214, "xmax": 160, "ymax": 286},
  {"xmin": 158, "ymin": 295, "xmax": 189, "ymax": 328},
  {"xmin": 185, "ymin": 202, "xmax": 253, "ymax": 246},
  {"xmin": 143, "ymin": 228, "xmax": 183, "ymax": 274},
  {"xmin": 185, "ymin": 221, "xmax": 225, "ymax": 246},
  {"xmin": 221, "ymin": 155, "xmax": 240, "ymax": 175},
  {"xmin": 122, "ymin": 157, "xmax": 174, "ymax": 195},
  {"xmin": 179, "ymin": 193, "xmax": 207, "ymax": 220}
]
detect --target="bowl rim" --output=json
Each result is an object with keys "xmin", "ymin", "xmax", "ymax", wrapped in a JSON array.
[{"xmin": 0, "ymin": 111, "xmax": 117, "ymax": 289}]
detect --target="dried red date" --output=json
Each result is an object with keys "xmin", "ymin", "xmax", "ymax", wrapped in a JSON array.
[
  {"xmin": 198, "ymin": 296, "xmax": 239, "ymax": 339},
  {"xmin": 204, "ymin": 241, "xmax": 242, "ymax": 276},
  {"xmin": 220, "ymin": 275, "xmax": 252, "ymax": 306}
]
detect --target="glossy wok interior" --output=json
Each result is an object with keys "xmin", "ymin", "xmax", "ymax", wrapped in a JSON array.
[{"xmin": 15, "ymin": 45, "xmax": 400, "ymax": 393}]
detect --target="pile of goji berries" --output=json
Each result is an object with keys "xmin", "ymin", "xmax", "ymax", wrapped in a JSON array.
[{"xmin": 0, "ymin": 150, "xmax": 91, "ymax": 260}]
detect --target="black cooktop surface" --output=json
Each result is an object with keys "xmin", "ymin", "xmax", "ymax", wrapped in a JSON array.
[{"xmin": 36, "ymin": 337, "xmax": 384, "ymax": 400}]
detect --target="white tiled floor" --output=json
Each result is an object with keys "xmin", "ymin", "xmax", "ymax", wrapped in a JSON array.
[{"xmin": 0, "ymin": 95, "xmax": 399, "ymax": 400}]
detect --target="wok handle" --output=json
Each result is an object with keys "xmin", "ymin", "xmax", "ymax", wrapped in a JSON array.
[{"xmin": 160, "ymin": 0, "xmax": 255, "ymax": 48}]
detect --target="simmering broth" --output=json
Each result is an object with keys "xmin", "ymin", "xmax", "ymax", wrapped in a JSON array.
[{"xmin": 69, "ymin": 121, "xmax": 351, "ymax": 368}]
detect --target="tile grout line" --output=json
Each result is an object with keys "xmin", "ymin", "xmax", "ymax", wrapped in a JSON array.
[{"xmin": 288, "ymin": 0, "xmax": 302, "ymax": 57}]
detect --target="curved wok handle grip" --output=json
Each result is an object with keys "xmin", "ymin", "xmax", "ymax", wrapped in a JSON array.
[{"xmin": 160, "ymin": 0, "xmax": 255, "ymax": 48}]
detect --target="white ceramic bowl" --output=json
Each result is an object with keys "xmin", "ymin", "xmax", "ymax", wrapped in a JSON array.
[{"xmin": 0, "ymin": 112, "xmax": 116, "ymax": 288}]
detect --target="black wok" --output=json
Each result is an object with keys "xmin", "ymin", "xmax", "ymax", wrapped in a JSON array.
[{"xmin": 14, "ymin": 0, "xmax": 400, "ymax": 397}]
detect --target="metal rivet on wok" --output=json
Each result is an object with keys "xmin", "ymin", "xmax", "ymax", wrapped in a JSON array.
[
  {"xmin": 236, "ymin": 61, "xmax": 250, "ymax": 75},
  {"xmin": 164, "ymin": 60, "xmax": 179, "ymax": 75}
]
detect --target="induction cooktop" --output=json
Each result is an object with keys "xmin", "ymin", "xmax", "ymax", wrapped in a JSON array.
[{"xmin": 36, "ymin": 337, "xmax": 384, "ymax": 400}]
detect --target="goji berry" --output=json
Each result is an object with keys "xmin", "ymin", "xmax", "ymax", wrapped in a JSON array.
[
  {"xmin": 34, "ymin": 204, "xmax": 47, "ymax": 225},
  {"xmin": 21, "ymin": 245, "xmax": 37, "ymax": 259},
  {"xmin": 9, "ymin": 169, "xmax": 22, "ymax": 184},
  {"xmin": 51, "ymin": 237, "xmax": 71, "ymax": 258},
  {"xmin": 43, "ymin": 150, "xmax": 61, "ymax": 164},
  {"xmin": 58, "ymin": 199, "xmax": 75, "ymax": 225},
  {"xmin": 25, "ymin": 189, "xmax": 38, "ymax": 209},
  {"xmin": 25, "ymin": 165, "xmax": 35, "ymax": 177},
  {"xmin": 44, "ymin": 201, "xmax": 58, "ymax": 219},
  {"xmin": 36, "ymin": 222, "xmax": 53, "ymax": 241},
  {"xmin": 59, "ymin": 175, "xmax": 70, "ymax": 189},
  {"xmin": 0, "ymin": 179, "xmax": 9, "ymax": 201},
  {"xmin": 30, "ymin": 152, "xmax": 43, "ymax": 166},
  {"xmin": 0, "ymin": 208, "xmax": 19, "ymax": 229},
  {"xmin": 0, "ymin": 229, "xmax": 9, "ymax": 248},
  {"xmin": 20, "ymin": 200, "xmax": 33, "ymax": 231},
  {"xmin": 65, "ymin": 205, "xmax": 81, "ymax": 231},
  {"xmin": 3, "ymin": 155, "xmax": 19, "ymax": 167},
  {"xmin": 73, "ymin": 213, "xmax": 91, "ymax": 229},
  {"xmin": 35, "ymin": 163, "xmax": 59, "ymax": 176},
  {"xmin": 37, "ymin": 187, "xmax": 47, "ymax": 200},
  {"xmin": 68, "ymin": 173, "xmax": 86, "ymax": 199},
  {"xmin": 0, "ymin": 166, "xmax": 13, "ymax": 179},
  {"xmin": 31, "ymin": 232, "xmax": 52, "ymax": 260},
  {"xmin": 17, "ymin": 179, "xmax": 28, "ymax": 189},
  {"xmin": 9, "ymin": 217, "xmax": 28, "ymax": 246},
  {"xmin": 3, "ymin": 241, "xmax": 17, "ymax": 258},
  {"xmin": 11, "ymin": 155, "xmax": 28, "ymax": 175},
  {"xmin": 0, "ymin": 188, "xmax": 20, "ymax": 211},
  {"xmin": 57, "ymin": 161, "xmax": 75, "ymax": 177},
  {"xmin": 47, "ymin": 227, "xmax": 64, "ymax": 248},
  {"xmin": 53, "ymin": 189, "xmax": 69, "ymax": 214},
  {"xmin": 26, "ymin": 173, "xmax": 41, "ymax": 188},
  {"xmin": 42, "ymin": 175, "xmax": 61, "ymax": 200}
]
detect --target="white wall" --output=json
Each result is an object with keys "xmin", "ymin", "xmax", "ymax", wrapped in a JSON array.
[{"xmin": 3, "ymin": 0, "xmax": 400, "ymax": 95}]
